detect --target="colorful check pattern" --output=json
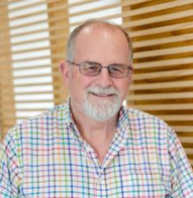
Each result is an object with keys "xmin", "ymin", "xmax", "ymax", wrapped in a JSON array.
[{"xmin": 0, "ymin": 99, "xmax": 193, "ymax": 198}]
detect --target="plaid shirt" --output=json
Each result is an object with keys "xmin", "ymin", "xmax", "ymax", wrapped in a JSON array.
[{"xmin": 0, "ymin": 99, "xmax": 193, "ymax": 198}]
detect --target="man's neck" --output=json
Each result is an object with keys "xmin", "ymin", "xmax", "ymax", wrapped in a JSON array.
[{"xmin": 71, "ymin": 106, "xmax": 118, "ymax": 164}]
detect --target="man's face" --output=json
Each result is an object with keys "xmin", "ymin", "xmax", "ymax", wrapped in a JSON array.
[{"xmin": 62, "ymin": 25, "xmax": 132, "ymax": 121}]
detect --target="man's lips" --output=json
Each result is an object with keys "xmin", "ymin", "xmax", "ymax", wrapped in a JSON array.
[{"xmin": 91, "ymin": 92, "xmax": 115, "ymax": 97}]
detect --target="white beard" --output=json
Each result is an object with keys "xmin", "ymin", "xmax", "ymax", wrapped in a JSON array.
[{"xmin": 84, "ymin": 86, "xmax": 121, "ymax": 121}]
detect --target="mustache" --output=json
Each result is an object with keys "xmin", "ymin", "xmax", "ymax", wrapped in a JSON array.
[{"xmin": 86, "ymin": 86, "xmax": 119, "ymax": 96}]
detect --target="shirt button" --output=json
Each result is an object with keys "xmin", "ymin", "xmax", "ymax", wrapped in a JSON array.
[
  {"xmin": 97, "ymin": 178, "xmax": 101, "ymax": 184},
  {"xmin": 97, "ymin": 177, "xmax": 104, "ymax": 185}
]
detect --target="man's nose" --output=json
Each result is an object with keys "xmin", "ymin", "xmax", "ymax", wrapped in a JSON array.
[{"xmin": 97, "ymin": 67, "xmax": 113, "ymax": 87}]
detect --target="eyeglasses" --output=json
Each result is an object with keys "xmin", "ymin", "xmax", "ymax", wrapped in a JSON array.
[{"xmin": 67, "ymin": 61, "xmax": 133, "ymax": 78}]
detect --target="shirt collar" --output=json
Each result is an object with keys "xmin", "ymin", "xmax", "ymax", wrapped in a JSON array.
[
  {"xmin": 57, "ymin": 97, "xmax": 73, "ymax": 125},
  {"xmin": 63, "ymin": 98, "xmax": 129, "ymax": 123},
  {"xmin": 117, "ymin": 106, "xmax": 130, "ymax": 131},
  {"xmin": 59, "ymin": 98, "xmax": 131, "ymax": 139}
]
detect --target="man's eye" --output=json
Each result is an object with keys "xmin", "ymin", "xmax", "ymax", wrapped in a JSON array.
[
  {"xmin": 87, "ymin": 65, "xmax": 99, "ymax": 71},
  {"xmin": 110, "ymin": 66, "xmax": 123, "ymax": 73},
  {"xmin": 84, "ymin": 63, "xmax": 100, "ymax": 72}
]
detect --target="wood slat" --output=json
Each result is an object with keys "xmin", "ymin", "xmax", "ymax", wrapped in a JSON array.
[
  {"xmin": 10, "ymin": 25, "xmax": 68, "ymax": 38},
  {"xmin": 14, "ymin": 82, "xmax": 52, "ymax": 87},
  {"xmin": 0, "ymin": 0, "xmax": 46, "ymax": 7},
  {"xmin": 11, "ymin": 55, "xmax": 57, "ymax": 62},
  {"xmin": 14, "ymin": 73, "xmax": 52, "ymax": 79},
  {"xmin": 9, "ymin": 15, "xmax": 71, "ymax": 32},
  {"xmin": 133, "ymin": 69, "xmax": 193, "ymax": 80},
  {"xmin": 1, "ymin": 119, "xmax": 17, "ymax": 125},
  {"xmin": 185, "ymin": 148, "xmax": 193, "ymax": 155},
  {"xmin": 14, "ymin": 64, "xmax": 52, "ymax": 71},
  {"xmin": 11, "ymin": 33, "xmax": 66, "ymax": 46},
  {"xmin": 15, "ymin": 91, "xmax": 53, "ymax": 95},
  {"xmin": 179, "ymin": 137, "xmax": 193, "ymax": 143},
  {"xmin": 10, "ymin": 19, "xmax": 53, "ymax": 30},
  {"xmin": 11, "ymin": 37, "xmax": 49, "ymax": 46},
  {"xmin": 15, "ymin": 116, "xmax": 36, "ymax": 120},
  {"xmin": 12, "ymin": 46, "xmax": 52, "ymax": 54},
  {"xmin": 15, "ymin": 108, "xmax": 48, "ymax": 112},
  {"xmin": 15, "ymin": 100, "xmax": 53, "ymax": 103},
  {"xmin": 158, "ymin": 115, "xmax": 193, "ymax": 121},
  {"xmin": 123, "ymin": 9, "xmax": 193, "ymax": 29},
  {"xmin": 134, "ymin": 33, "xmax": 193, "ymax": 48},
  {"xmin": 130, "ymin": 80, "xmax": 193, "ymax": 90},
  {"xmin": 128, "ymin": 92, "xmax": 193, "ymax": 101},
  {"xmin": 189, "ymin": 159, "xmax": 193, "ymax": 166},
  {"xmin": 135, "ymin": 46, "xmax": 193, "ymax": 59},
  {"xmin": 173, "ymin": 126, "xmax": 193, "ymax": 133},
  {"xmin": 129, "ymin": 21, "xmax": 193, "ymax": 38},
  {"xmin": 12, "ymin": 42, "xmax": 65, "ymax": 54},
  {"xmin": 131, "ymin": 104, "xmax": 193, "ymax": 111},
  {"xmin": 135, "ymin": 57, "xmax": 193, "ymax": 69},
  {"xmin": 6, "ymin": 0, "xmax": 56, "ymax": 11}
]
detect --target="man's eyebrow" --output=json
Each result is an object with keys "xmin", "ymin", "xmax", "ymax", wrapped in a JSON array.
[
  {"xmin": 108, "ymin": 62, "xmax": 130, "ymax": 66},
  {"xmin": 84, "ymin": 60, "xmax": 101, "ymax": 64},
  {"xmin": 83, "ymin": 61, "xmax": 129, "ymax": 66}
]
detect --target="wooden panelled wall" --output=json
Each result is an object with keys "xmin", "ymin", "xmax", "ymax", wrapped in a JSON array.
[
  {"xmin": 47, "ymin": 0, "xmax": 69, "ymax": 105},
  {"xmin": 123, "ymin": 0, "xmax": 193, "ymax": 165},
  {"xmin": 0, "ymin": 0, "xmax": 193, "ymax": 165},
  {"xmin": 0, "ymin": 0, "xmax": 16, "ymax": 140}
]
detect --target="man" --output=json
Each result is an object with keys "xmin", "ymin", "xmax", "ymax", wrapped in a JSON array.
[{"xmin": 0, "ymin": 19, "xmax": 193, "ymax": 197}]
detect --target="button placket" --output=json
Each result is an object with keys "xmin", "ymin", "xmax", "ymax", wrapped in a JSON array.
[{"xmin": 96, "ymin": 168, "xmax": 105, "ymax": 184}]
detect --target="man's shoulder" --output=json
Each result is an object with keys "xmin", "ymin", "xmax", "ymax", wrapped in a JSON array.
[
  {"xmin": 4, "ymin": 102, "xmax": 70, "ymax": 142},
  {"xmin": 123, "ymin": 106, "xmax": 171, "ymax": 131},
  {"xmin": 19, "ymin": 102, "xmax": 68, "ymax": 125},
  {"xmin": 126, "ymin": 106, "xmax": 158, "ymax": 119}
]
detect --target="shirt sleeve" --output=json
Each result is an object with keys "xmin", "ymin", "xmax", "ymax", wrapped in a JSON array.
[
  {"xmin": 0, "ymin": 133, "xmax": 21, "ymax": 197},
  {"xmin": 168, "ymin": 129, "xmax": 193, "ymax": 197}
]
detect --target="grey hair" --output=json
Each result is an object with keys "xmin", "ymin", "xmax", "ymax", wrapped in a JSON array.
[{"xmin": 66, "ymin": 19, "xmax": 133, "ymax": 63}]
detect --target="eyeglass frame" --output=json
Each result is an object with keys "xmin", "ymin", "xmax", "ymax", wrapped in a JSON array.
[{"xmin": 67, "ymin": 60, "xmax": 133, "ymax": 78}]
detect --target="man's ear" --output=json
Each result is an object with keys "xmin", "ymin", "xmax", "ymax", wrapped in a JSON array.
[{"xmin": 59, "ymin": 61, "xmax": 71, "ymax": 87}]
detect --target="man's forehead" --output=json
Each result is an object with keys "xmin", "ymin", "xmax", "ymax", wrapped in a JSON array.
[{"xmin": 76, "ymin": 24, "xmax": 125, "ymax": 43}]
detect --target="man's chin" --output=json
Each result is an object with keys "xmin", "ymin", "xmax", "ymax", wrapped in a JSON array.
[{"xmin": 84, "ymin": 98, "xmax": 121, "ymax": 121}]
